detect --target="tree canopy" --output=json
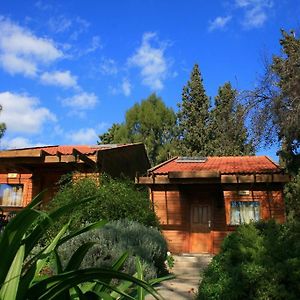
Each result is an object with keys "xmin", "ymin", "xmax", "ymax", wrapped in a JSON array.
[
  {"xmin": 0, "ymin": 105, "xmax": 6, "ymax": 141},
  {"xmin": 177, "ymin": 64, "xmax": 253, "ymax": 157},
  {"xmin": 98, "ymin": 93, "xmax": 177, "ymax": 165},
  {"xmin": 177, "ymin": 64, "xmax": 211, "ymax": 156},
  {"xmin": 246, "ymin": 30, "xmax": 300, "ymax": 171},
  {"xmin": 210, "ymin": 82, "xmax": 253, "ymax": 155}
]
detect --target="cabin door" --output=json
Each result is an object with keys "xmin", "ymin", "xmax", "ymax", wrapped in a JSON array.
[{"xmin": 189, "ymin": 199, "xmax": 212, "ymax": 253}]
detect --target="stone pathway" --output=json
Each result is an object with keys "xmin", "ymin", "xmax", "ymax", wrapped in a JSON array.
[{"xmin": 147, "ymin": 254, "xmax": 213, "ymax": 300}]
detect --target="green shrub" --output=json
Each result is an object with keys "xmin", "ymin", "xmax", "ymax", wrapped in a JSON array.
[
  {"xmin": 58, "ymin": 219, "xmax": 169, "ymax": 280},
  {"xmin": 46, "ymin": 174, "xmax": 159, "ymax": 234},
  {"xmin": 198, "ymin": 221, "xmax": 300, "ymax": 300},
  {"xmin": 0, "ymin": 195, "xmax": 167, "ymax": 300},
  {"xmin": 285, "ymin": 169, "xmax": 300, "ymax": 222}
]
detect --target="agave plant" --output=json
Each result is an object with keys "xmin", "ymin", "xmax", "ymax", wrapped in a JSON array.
[{"xmin": 0, "ymin": 194, "xmax": 171, "ymax": 299}]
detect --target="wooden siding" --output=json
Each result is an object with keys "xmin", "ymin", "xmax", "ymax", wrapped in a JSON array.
[
  {"xmin": 151, "ymin": 183, "xmax": 286, "ymax": 254},
  {"xmin": 223, "ymin": 188, "xmax": 285, "ymax": 225}
]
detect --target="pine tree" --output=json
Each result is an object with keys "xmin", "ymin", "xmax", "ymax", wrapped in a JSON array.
[
  {"xmin": 211, "ymin": 82, "xmax": 253, "ymax": 155},
  {"xmin": 177, "ymin": 64, "xmax": 211, "ymax": 156}
]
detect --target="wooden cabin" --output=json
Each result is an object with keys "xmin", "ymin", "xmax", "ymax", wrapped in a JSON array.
[
  {"xmin": 0, "ymin": 143, "xmax": 150, "ymax": 214},
  {"xmin": 137, "ymin": 156, "xmax": 289, "ymax": 254}
]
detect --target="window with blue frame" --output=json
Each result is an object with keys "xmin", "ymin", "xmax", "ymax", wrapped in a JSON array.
[
  {"xmin": 230, "ymin": 201, "xmax": 260, "ymax": 225},
  {"xmin": 0, "ymin": 184, "xmax": 23, "ymax": 206}
]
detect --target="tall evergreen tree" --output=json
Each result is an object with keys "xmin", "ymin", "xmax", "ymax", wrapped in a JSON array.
[
  {"xmin": 98, "ymin": 94, "xmax": 177, "ymax": 165},
  {"xmin": 211, "ymin": 82, "xmax": 253, "ymax": 155},
  {"xmin": 177, "ymin": 64, "xmax": 211, "ymax": 156},
  {"xmin": 246, "ymin": 30, "xmax": 300, "ymax": 171}
]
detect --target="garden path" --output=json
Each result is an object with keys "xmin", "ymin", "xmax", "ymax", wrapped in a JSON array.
[{"xmin": 147, "ymin": 254, "xmax": 213, "ymax": 300}]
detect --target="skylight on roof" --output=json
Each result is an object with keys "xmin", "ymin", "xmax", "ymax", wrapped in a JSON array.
[{"xmin": 176, "ymin": 157, "xmax": 208, "ymax": 163}]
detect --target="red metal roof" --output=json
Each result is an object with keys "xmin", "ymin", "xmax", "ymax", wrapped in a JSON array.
[
  {"xmin": 2, "ymin": 144, "xmax": 137, "ymax": 156},
  {"xmin": 150, "ymin": 156, "xmax": 282, "ymax": 174}
]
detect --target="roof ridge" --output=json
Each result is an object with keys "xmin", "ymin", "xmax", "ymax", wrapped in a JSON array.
[
  {"xmin": 264, "ymin": 155, "xmax": 282, "ymax": 169},
  {"xmin": 148, "ymin": 156, "xmax": 178, "ymax": 173}
]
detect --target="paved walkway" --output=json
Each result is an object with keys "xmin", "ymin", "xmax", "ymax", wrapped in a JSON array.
[{"xmin": 147, "ymin": 254, "xmax": 213, "ymax": 300}]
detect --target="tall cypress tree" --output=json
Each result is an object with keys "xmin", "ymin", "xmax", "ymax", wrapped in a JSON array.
[
  {"xmin": 177, "ymin": 64, "xmax": 211, "ymax": 156},
  {"xmin": 211, "ymin": 82, "xmax": 253, "ymax": 155}
]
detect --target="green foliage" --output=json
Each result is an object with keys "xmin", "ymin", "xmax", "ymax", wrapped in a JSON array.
[
  {"xmin": 177, "ymin": 64, "xmax": 211, "ymax": 156},
  {"xmin": 0, "ymin": 195, "xmax": 168, "ymax": 299},
  {"xmin": 0, "ymin": 105, "xmax": 6, "ymax": 140},
  {"xmin": 46, "ymin": 175, "xmax": 159, "ymax": 233},
  {"xmin": 58, "ymin": 220, "xmax": 168, "ymax": 280},
  {"xmin": 246, "ymin": 30, "xmax": 300, "ymax": 170},
  {"xmin": 198, "ymin": 221, "xmax": 300, "ymax": 300},
  {"xmin": 98, "ymin": 93, "xmax": 177, "ymax": 165},
  {"xmin": 285, "ymin": 169, "xmax": 300, "ymax": 222},
  {"xmin": 210, "ymin": 82, "xmax": 254, "ymax": 155},
  {"xmin": 177, "ymin": 65, "xmax": 252, "ymax": 157}
]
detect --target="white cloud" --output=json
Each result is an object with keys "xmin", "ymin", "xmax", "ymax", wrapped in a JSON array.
[
  {"xmin": 0, "ymin": 137, "xmax": 43, "ymax": 149},
  {"xmin": 85, "ymin": 36, "xmax": 102, "ymax": 54},
  {"xmin": 0, "ymin": 17, "xmax": 62, "ymax": 76},
  {"xmin": 128, "ymin": 32, "xmax": 168, "ymax": 90},
  {"xmin": 69, "ymin": 128, "xmax": 98, "ymax": 144},
  {"xmin": 62, "ymin": 92, "xmax": 98, "ymax": 109},
  {"xmin": 100, "ymin": 58, "xmax": 118, "ymax": 75},
  {"xmin": 0, "ymin": 91, "xmax": 56, "ymax": 134},
  {"xmin": 48, "ymin": 15, "xmax": 72, "ymax": 33},
  {"xmin": 41, "ymin": 70, "xmax": 78, "ymax": 88},
  {"xmin": 208, "ymin": 16, "xmax": 232, "ymax": 32},
  {"xmin": 235, "ymin": 0, "xmax": 273, "ymax": 28},
  {"xmin": 121, "ymin": 78, "xmax": 132, "ymax": 97}
]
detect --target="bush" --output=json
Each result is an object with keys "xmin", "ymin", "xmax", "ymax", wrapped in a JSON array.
[
  {"xmin": 198, "ymin": 221, "xmax": 300, "ymax": 300},
  {"xmin": 58, "ymin": 219, "xmax": 169, "ymax": 280},
  {"xmin": 0, "ymin": 195, "xmax": 164, "ymax": 300},
  {"xmin": 46, "ymin": 174, "xmax": 159, "ymax": 234},
  {"xmin": 284, "ymin": 169, "xmax": 300, "ymax": 222}
]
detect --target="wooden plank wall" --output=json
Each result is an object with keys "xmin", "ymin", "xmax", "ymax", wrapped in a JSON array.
[
  {"xmin": 223, "ymin": 187, "xmax": 286, "ymax": 225},
  {"xmin": 151, "ymin": 185, "xmax": 189, "ymax": 253},
  {"xmin": 151, "ymin": 183, "xmax": 286, "ymax": 254}
]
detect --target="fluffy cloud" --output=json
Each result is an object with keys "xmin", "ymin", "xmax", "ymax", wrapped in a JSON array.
[
  {"xmin": 69, "ymin": 128, "xmax": 98, "ymax": 144},
  {"xmin": 128, "ymin": 32, "xmax": 168, "ymax": 90},
  {"xmin": 0, "ymin": 91, "xmax": 56, "ymax": 134},
  {"xmin": 0, "ymin": 17, "xmax": 62, "ymax": 76},
  {"xmin": 62, "ymin": 92, "xmax": 98, "ymax": 109},
  {"xmin": 0, "ymin": 137, "xmax": 43, "ymax": 149},
  {"xmin": 121, "ymin": 78, "xmax": 132, "ymax": 97},
  {"xmin": 100, "ymin": 58, "xmax": 118, "ymax": 75},
  {"xmin": 235, "ymin": 0, "xmax": 273, "ymax": 28},
  {"xmin": 41, "ymin": 70, "xmax": 78, "ymax": 88},
  {"xmin": 208, "ymin": 16, "xmax": 232, "ymax": 31}
]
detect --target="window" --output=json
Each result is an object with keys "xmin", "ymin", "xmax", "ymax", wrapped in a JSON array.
[
  {"xmin": 230, "ymin": 201, "xmax": 260, "ymax": 225},
  {"xmin": 0, "ymin": 184, "xmax": 23, "ymax": 206}
]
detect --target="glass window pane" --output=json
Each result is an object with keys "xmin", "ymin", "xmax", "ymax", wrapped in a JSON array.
[
  {"xmin": 0, "ymin": 184, "xmax": 23, "ymax": 206},
  {"xmin": 230, "ymin": 201, "xmax": 260, "ymax": 225}
]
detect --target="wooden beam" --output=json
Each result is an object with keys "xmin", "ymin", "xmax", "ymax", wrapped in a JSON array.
[
  {"xmin": 44, "ymin": 156, "xmax": 60, "ymax": 163},
  {"xmin": 221, "ymin": 174, "xmax": 290, "ymax": 184},
  {"xmin": 168, "ymin": 171, "xmax": 220, "ymax": 178},
  {"xmin": 60, "ymin": 155, "xmax": 76, "ymax": 163},
  {"xmin": 136, "ymin": 176, "xmax": 220, "ymax": 185},
  {"xmin": 0, "ymin": 149, "xmax": 43, "ymax": 158},
  {"xmin": 73, "ymin": 149, "xmax": 96, "ymax": 168}
]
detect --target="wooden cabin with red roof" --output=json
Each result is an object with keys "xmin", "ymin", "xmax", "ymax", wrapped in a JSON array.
[
  {"xmin": 137, "ymin": 156, "xmax": 289, "ymax": 254},
  {"xmin": 0, "ymin": 143, "xmax": 150, "ymax": 215}
]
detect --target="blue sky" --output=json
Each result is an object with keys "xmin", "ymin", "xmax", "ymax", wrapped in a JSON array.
[{"xmin": 0, "ymin": 0, "xmax": 299, "ymax": 161}]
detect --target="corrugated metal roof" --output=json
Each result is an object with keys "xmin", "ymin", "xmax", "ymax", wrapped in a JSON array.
[
  {"xmin": 0, "ymin": 144, "xmax": 137, "ymax": 156},
  {"xmin": 150, "ymin": 156, "xmax": 282, "ymax": 174}
]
